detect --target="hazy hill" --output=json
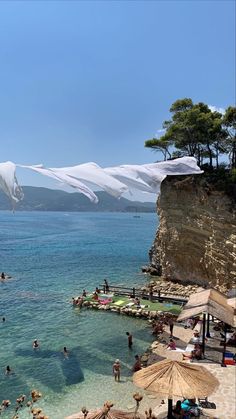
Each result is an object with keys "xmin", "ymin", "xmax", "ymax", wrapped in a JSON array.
[{"xmin": 0, "ymin": 186, "xmax": 156, "ymax": 212}]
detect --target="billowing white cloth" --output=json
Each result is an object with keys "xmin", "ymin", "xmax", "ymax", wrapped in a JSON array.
[
  {"xmin": 51, "ymin": 162, "xmax": 129, "ymax": 198},
  {"xmin": 19, "ymin": 165, "xmax": 99, "ymax": 203},
  {"xmin": 0, "ymin": 161, "xmax": 24, "ymax": 204},
  {"xmin": 144, "ymin": 156, "xmax": 204, "ymax": 176},
  {"xmin": 0, "ymin": 157, "xmax": 203, "ymax": 207},
  {"xmin": 105, "ymin": 164, "xmax": 164, "ymax": 194},
  {"xmin": 105, "ymin": 157, "xmax": 203, "ymax": 194}
]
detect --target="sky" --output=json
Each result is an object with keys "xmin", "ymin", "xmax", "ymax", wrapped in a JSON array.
[{"xmin": 0, "ymin": 0, "xmax": 235, "ymax": 200}]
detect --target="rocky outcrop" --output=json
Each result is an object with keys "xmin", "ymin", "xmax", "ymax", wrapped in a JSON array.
[
  {"xmin": 149, "ymin": 175, "xmax": 236, "ymax": 289},
  {"xmin": 141, "ymin": 279, "xmax": 202, "ymax": 298}
]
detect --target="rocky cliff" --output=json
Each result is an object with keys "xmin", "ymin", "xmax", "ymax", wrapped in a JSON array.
[{"xmin": 149, "ymin": 174, "xmax": 236, "ymax": 290}]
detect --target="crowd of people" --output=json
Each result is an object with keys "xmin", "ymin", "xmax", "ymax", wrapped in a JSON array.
[
  {"xmin": 71, "ymin": 279, "xmax": 112, "ymax": 306},
  {"xmin": 151, "ymin": 314, "xmax": 176, "ymax": 338},
  {"xmin": 112, "ymin": 332, "xmax": 143, "ymax": 382},
  {"xmin": 71, "ymin": 282, "xmax": 144, "ymax": 383}
]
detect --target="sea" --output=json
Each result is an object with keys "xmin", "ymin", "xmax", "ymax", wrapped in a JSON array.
[{"xmin": 0, "ymin": 211, "xmax": 158, "ymax": 418}]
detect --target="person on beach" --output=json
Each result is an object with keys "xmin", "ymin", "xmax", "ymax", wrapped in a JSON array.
[
  {"xmin": 92, "ymin": 291, "xmax": 98, "ymax": 301},
  {"xmin": 181, "ymin": 399, "xmax": 200, "ymax": 417},
  {"xmin": 104, "ymin": 279, "xmax": 109, "ymax": 293},
  {"xmin": 76, "ymin": 297, "xmax": 83, "ymax": 307},
  {"xmin": 167, "ymin": 338, "xmax": 176, "ymax": 350},
  {"xmin": 152, "ymin": 321, "xmax": 165, "ymax": 335},
  {"xmin": 126, "ymin": 332, "xmax": 133, "ymax": 348},
  {"xmin": 132, "ymin": 354, "xmax": 142, "ymax": 372},
  {"xmin": 191, "ymin": 344, "xmax": 203, "ymax": 360},
  {"xmin": 172, "ymin": 400, "xmax": 184, "ymax": 418},
  {"xmin": 5, "ymin": 365, "xmax": 12, "ymax": 375},
  {"xmin": 192, "ymin": 330, "xmax": 201, "ymax": 343},
  {"xmin": 33, "ymin": 339, "xmax": 39, "ymax": 349},
  {"xmin": 113, "ymin": 359, "xmax": 121, "ymax": 382},
  {"xmin": 134, "ymin": 297, "xmax": 140, "ymax": 305},
  {"xmin": 149, "ymin": 285, "xmax": 154, "ymax": 301},
  {"xmin": 169, "ymin": 318, "xmax": 174, "ymax": 337},
  {"xmin": 182, "ymin": 343, "xmax": 203, "ymax": 361}
]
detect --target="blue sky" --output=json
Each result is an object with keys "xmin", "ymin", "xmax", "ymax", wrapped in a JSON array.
[{"xmin": 0, "ymin": 0, "xmax": 235, "ymax": 198}]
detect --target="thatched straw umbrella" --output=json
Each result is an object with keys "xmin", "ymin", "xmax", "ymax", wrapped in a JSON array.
[
  {"xmin": 133, "ymin": 359, "xmax": 219, "ymax": 419},
  {"xmin": 66, "ymin": 397, "xmax": 144, "ymax": 419}
]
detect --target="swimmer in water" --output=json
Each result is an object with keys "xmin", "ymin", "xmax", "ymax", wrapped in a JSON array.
[
  {"xmin": 5, "ymin": 365, "xmax": 12, "ymax": 375},
  {"xmin": 63, "ymin": 346, "xmax": 69, "ymax": 358},
  {"xmin": 33, "ymin": 339, "xmax": 39, "ymax": 349}
]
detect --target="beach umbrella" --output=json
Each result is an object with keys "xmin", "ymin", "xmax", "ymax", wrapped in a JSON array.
[
  {"xmin": 66, "ymin": 398, "xmax": 144, "ymax": 419},
  {"xmin": 133, "ymin": 359, "xmax": 219, "ymax": 419}
]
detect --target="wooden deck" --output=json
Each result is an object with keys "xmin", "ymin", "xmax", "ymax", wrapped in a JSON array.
[{"xmin": 99, "ymin": 284, "xmax": 187, "ymax": 306}]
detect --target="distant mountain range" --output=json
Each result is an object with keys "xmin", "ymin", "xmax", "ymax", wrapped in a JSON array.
[{"xmin": 0, "ymin": 186, "xmax": 156, "ymax": 212}]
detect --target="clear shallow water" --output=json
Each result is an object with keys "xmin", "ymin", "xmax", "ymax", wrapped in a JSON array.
[{"xmin": 0, "ymin": 211, "xmax": 158, "ymax": 418}]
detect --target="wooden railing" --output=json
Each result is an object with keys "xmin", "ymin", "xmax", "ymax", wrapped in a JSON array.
[{"xmin": 99, "ymin": 284, "xmax": 187, "ymax": 305}]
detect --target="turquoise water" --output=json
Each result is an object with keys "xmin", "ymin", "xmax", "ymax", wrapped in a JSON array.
[{"xmin": 0, "ymin": 211, "xmax": 158, "ymax": 418}]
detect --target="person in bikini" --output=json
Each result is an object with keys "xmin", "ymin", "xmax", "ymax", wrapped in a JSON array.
[
  {"xmin": 167, "ymin": 338, "xmax": 176, "ymax": 350},
  {"xmin": 112, "ymin": 359, "xmax": 121, "ymax": 382}
]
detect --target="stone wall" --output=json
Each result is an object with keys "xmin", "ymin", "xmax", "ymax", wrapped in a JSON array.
[{"xmin": 150, "ymin": 175, "xmax": 236, "ymax": 289}]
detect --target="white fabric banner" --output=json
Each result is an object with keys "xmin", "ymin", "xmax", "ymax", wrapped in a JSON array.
[
  {"xmin": 0, "ymin": 157, "xmax": 203, "ymax": 207},
  {"xmin": 19, "ymin": 165, "xmax": 99, "ymax": 203},
  {"xmin": 51, "ymin": 162, "xmax": 128, "ymax": 198},
  {"xmin": 0, "ymin": 161, "xmax": 24, "ymax": 204}
]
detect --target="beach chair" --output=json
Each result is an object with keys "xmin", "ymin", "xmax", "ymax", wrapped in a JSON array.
[{"xmin": 198, "ymin": 398, "xmax": 216, "ymax": 410}]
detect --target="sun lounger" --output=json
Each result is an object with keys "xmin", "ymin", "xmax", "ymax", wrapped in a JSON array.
[
  {"xmin": 185, "ymin": 344, "xmax": 195, "ymax": 352},
  {"xmin": 125, "ymin": 302, "xmax": 135, "ymax": 307}
]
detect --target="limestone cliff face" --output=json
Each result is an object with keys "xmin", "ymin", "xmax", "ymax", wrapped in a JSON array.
[{"xmin": 150, "ymin": 175, "xmax": 236, "ymax": 289}]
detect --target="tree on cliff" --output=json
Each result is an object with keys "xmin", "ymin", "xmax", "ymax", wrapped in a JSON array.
[
  {"xmin": 145, "ymin": 98, "xmax": 235, "ymax": 169},
  {"xmin": 223, "ymin": 106, "xmax": 236, "ymax": 169}
]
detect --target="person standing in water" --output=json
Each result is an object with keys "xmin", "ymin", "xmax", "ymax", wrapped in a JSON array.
[
  {"xmin": 104, "ymin": 279, "xmax": 109, "ymax": 293},
  {"xmin": 126, "ymin": 332, "xmax": 133, "ymax": 348},
  {"xmin": 112, "ymin": 359, "xmax": 121, "ymax": 382}
]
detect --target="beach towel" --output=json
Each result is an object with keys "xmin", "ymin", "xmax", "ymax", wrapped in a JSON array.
[
  {"xmin": 99, "ymin": 299, "xmax": 112, "ymax": 305},
  {"xmin": 114, "ymin": 300, "xmax": 124, "ymax": 306},
  {"xmin": 185, "ymin": 344, "xmax": 195, "ymax": 353}
]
